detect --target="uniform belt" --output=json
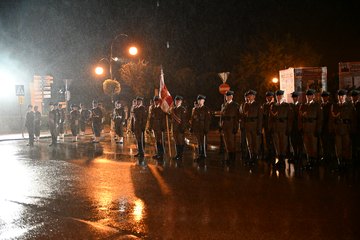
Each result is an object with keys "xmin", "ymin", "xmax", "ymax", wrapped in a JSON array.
[{"xmin": 335, "ymin": 119, "xmax": 351, "ymax": 124}]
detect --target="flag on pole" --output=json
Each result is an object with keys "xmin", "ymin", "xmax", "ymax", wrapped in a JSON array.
[{"xmin": 159, "ymin": 67, "xmax": 173, "ymax": 112}]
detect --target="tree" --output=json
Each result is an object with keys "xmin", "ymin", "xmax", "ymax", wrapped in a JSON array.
[
  {"xmin": 103, "ymin": 79, "xmax": 121, "ymax": 103},
  {"xmin": 232, "ymin": 34, "xmax": 321, "ymax": 100}
]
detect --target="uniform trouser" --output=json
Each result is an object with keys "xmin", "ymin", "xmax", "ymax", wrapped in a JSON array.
[
  {"xmin": 173, "ymin": 129, "xmax": 185, "ymax": 145},
  {"xmin": 135, "ymin": 128, "xmax": 144, "ymax": 154},
  {"xmin": 245, "ymin": 129, "xmax": 260, "ymax": 159},
  {"xmin": 195, "ymin": 131, "xmax": 206, "ymax": 157},
  {"xmin": 80, "ymin": 121, "xmax": 86, "ymax": 132},
  {"xmin": 154, "ymin": 130, "xmax": 164, "ymax": 155},
  {"xmin": 58, "ymin": 122, "xmax": 64, "ymax": 134},
  {"xmin": 321, "ymin": 132, "xmax": 334, "ymax": 161},
  {"xmin": 34, "ymin": 124, "xmax": 40, "ymax": 137},
  {"xmin": 291, "ymin": 131, "xmax": 302, "ymax": 159},
  {"xmin": 50, "ymin": 127, "xmax": 57, "ymax": 144},
  {"xmin": 335, "ymin": 133, "xmax": 352, "ymax": 161},
  {"xmin": 263, "ymin": 128, "xmax": 274, "ymax": 158},
  {"xmin": 71, "ymin": 124, "xmax": 79, "ymax": 136},
  {"xmin": 92, "ymin": 122, "xmax": 101, "ymax": 137},
  {"xmin": 27, "ymin": 127, "xmax": 34, "ymax": 145},
  {"xmin": 303, "ymin": 132, "xmax": 318, "ymax": 159},
  {"xmin": 240, "ymin": 127, "xmax": 249, "ymax": 159},
  {"xmin": 114, "ymin": 120, "xmax": 124, "ymax": 137},
  {"xmin": 223, "ymin": 129, "xmax": 236, "ymax": 153},
  {"xmin": 272, "ymin": 130, "xmax": 288, "ymax": 157}
]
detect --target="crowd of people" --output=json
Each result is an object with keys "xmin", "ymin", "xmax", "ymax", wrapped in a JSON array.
[{"xmin": 24, "ymin": 88, "xmax": 359, "ymax": 172}]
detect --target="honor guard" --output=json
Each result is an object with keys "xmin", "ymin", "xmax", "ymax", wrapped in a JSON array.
[
  {"xmin": 69, "ymin": 104, "xmax": 80, "ymax": 142},
  {"xmin": 299, "ymin": 89, "xmax": 322, "ymax": 169},
  {"xmin": 113, "ymin": 100, "xmax": 126, "ymax": 144},
  {"xmin": 289, "ymin": 92, "xmax": 303, "ymax": 164},
  {"xmin": 48, "ymin": 102, "xmax": 58, "ymax": 146},
  {"xmin": 320, "ymin": 91, "xmax": 335, "ymax": 163},
  {"xmin": 57, "ymin": 103, "xmax": 66, "ymax": 140},
  {"xmin": 269, "ymin": 90, "xmax": 293, "ymax": 168},
  {"xmin": 330, "ymin": 89, "xmax": 357, "ymax": 170},
  {"xmin": 220, "ymin": 90, "xmax": 240, "ymax": 168},
  {"xmin": 25, "ymin": 104, "xmax": 35, "ymax": 146},
  {"xmin": 262, "ymin": 91, "xmax": 275, "ymax": 161},
  {"xmin": 90, "ymin": 100, "xmax": 103, "ymax": 143},
  {"xmin": 239, "ymin": 92, "xmax": 249, "ymax": 161},
  {"xmin": 34, "ymin": 106, "xmax": 41, "ymax": 142},
  {"xmin": 242, "ymin": 90, "xmax": 263, "ymax": 165},
  {"xmin": 171, "ymin": 95, "xmax": 188, "ymax": 162},
  {"xmin": 149, "ymin": 96, "xmax": 166, "ymax": 160},
  {"xmin": 133, "ymin": 97, "xmax": 147, "ymax": 157},
  {"xmin": 79, "ymin": 103, "xmax": 90, "ymax": 136},
  {"xmin": 190, "ymin": 94, "xmax": 211, "ymax": 161}
]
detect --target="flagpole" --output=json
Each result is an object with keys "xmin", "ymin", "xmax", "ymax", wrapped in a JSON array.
[{"xmin": 165, "ymin": 114, "xmax": 172, "ymax": 157}]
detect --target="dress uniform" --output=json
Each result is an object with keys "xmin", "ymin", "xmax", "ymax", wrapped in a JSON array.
[
  {"xmin": 69, "ymin": 104, "xmax": 80, "ymax": 142},
  {"xmin": 25, "ymin": 104, "xmax": 35, "ymax": 146},
  {"xmin": 350, "ymin": 90, "xmax": 360, "ymax": 165},
  {"xmin": 90, "ymin": 100, "xmax": 103, "ymax": 143},
  {"xmin": 320, "ymin": 91, "xmax": 335, "ymax": 163},
  {"xmin": 48, "ymin": 102, "xmax": 58, "ymax": 146},
  {"xmin": 239, "ymin": 94, "xmax": 249, "ymax": 161},
  {"xmin": 220, "ymin": 90, "xmax": 240, "ymax": 167},
  {"xmin": 242, "ymin": 90, "xmax": 263, "ymax": 165},
  {"xmin": 113, "ymin": 100, "xmax": 126, "ymax": 144},
  {"xmin": 171, "ymin": 95, "xmax": 188, "ymax": 161},
  {"xmin": 299, "ymin": 89, "xmax": 322, "ymax": 169},
  {"xmin": 330, "ymin": 89, "xmax": 357, "ymax": 169},
  {"xmin": 149, "ymin": 96, "xmax": 166, "ymax": 160},
  {"xmin": 58, "ymin": 104, "xmax": 66, "ymax": 139},
  {"xmin": 289, "ymin": 92, "xmax": 303, "ymax": 164},
  {"xmin": 191, "ymin": 95, "xmax": 211, "ymax": 161},
  {"xmin": 34, "ymin": 106, "xmax": 41, "ymax": 142},
  {"xmin": 262, "ymin": 91, "xmax": 275, "ymax": 161},
  {"xmin": 79, "ymin": 104, "xmax": 90, "ymax": 135},
  {"xmin": 133, "ymin": 97, "xmax": 147, "ymax": 157},
  {"xmin": 269, "ymin": 90, "xmax": 293, "ymax": 167}
]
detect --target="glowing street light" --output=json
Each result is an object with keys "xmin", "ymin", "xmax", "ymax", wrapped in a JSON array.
[
  {"xmin": 272, "ymin": 77, "xmax": 279, "ymax": 84},
  {"xmin": 95, "ymin": 66, "xmax": 104, "ymax": 75},
  {"xmin": 129, "ymin": 46, "xmax": 138, "ymax": 56}
]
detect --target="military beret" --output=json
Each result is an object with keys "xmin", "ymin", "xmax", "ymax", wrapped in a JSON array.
[
  {"xmin": 246, "ymin": 90, "xmax": 257, "ymax": 96},
  {"xmin": 337, "ymin": 89, "xmax": 347, "ymax": 96},
  {"xmin": 136, "ymin": 96, "xmax": 144, "ymax": 101},
  {"xmin": 321, "ymin": 91, "xmax": 330, "ymax": 97},
  {"xmin": 350, "ymin": 90, "xmax": 359, "ymax": 96},
  {"xmin": 291, "ymin": 92, "xmax": 299, "ymax": 97},
  {"xmin": 225, "ymin": 90, "xmax": 234, "ymax": 96},
  {"xmin": 153, "ymin": 96, "xmax": 160, "ymax": 101},
  {"xmin": 275, "ymin": 90, "xmax": 284, "ymax": 96},
  {"xmin": 197, "ymin": 94, "xmax": 206, "ymax": 100},
  {"xmin": 175, "ymin": 95, "xmax": 183, "ymax": 100},
  {"xmin": 265, "ymin": 91, "xmax": 274, "ymax": 97},
  {"xmin": 305, "ymin": 89, "xmax": 316, "ymax": 95}
]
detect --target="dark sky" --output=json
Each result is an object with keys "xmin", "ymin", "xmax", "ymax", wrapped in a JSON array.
[{"xmin": 1, "ymin": 0, "xmax": 360, "ymax": 96}]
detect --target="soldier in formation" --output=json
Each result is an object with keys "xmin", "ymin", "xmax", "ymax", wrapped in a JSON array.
[
  {"xmin": 149, "ymin": 96, "xmax": 166, "ymax": 160},
  {"xmin": 69, "ymin": 104, "xmax": 80, "ymax": 142},
  {"xmin": 133, "ymin": 97, "xmax": 147, "ymax": 158},
  {"xmin": 112, "ymin": 100, "xmax": 126, "ymax": 144},
  {"xmin": 25, "ymin": 104, "xmax": 35, "ymax": 147},
  {"xmin": 171, "ymin": 95, "xmax": 188, "ymax": 162},
  {"xmin": 34, "ymin": 105, "xmax": 41, "ymax": 142}
]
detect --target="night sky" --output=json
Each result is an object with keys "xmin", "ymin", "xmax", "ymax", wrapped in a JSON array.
[{"xmin": 1, "ymin": 0, "xmax": 360, "ymax": 105}]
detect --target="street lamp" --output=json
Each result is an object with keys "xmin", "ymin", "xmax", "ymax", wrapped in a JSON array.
[{"xmin": 272, "ymin": 77, "xmax": 279, "ymax": 84}]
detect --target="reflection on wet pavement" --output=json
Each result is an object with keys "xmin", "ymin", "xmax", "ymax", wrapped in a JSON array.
[{"xmin": 0, "ymin": 133, "xmax": 359, "ymax": 239}]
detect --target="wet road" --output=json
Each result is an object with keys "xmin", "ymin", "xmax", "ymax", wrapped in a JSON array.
[{"xmin": 0, "ymin": 132, "xmax": 359, "ymax": 239}]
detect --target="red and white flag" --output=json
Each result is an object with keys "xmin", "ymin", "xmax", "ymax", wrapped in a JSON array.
[{"xmin": 159, "ymin": 67, "xmax": 173, "ymax": 113}]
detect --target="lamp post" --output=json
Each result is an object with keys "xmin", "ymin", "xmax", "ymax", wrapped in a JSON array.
[{"xmin": 110, "ymin": 33, "xmax": 128, "ymax": 80}]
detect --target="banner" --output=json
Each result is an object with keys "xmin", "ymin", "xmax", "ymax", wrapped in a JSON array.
[{"xmin": 159, "ymin": 67, "xmax": 173, "ymax": 112}]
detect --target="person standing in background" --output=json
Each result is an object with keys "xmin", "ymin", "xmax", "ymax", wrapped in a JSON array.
[
  {"xmin": 25, "ymin": 104, "xmax": 35, "ymax": 146},
  {"xmin": 34, "ymin": 105, "xmax": 41, "ymax": 142}
]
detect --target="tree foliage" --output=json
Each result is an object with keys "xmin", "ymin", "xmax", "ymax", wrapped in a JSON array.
[{"xmin": 102, "ymin": 79, "xmax": 121, "ymax": 99}]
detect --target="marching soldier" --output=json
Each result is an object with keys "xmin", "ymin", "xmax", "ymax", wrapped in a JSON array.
[
  {"xmin": 190, "ymin": 94, "xmax": 211, "ymax": 161},
  {"xmin": 149, "ymin": 96, "xmax": 166, "ymax": 160},
  {"xmin": 34, "ymin": 105, "xmax": 41, "ymax": 142},
  {"xmin": 350, "ymin": 90, "xmax": 360, "ymax": 165},
  {"xmin": 242, "ymin": 90, "xmax": 263, "ymax": 165},
  {"xmin": 25, "ymin": 104, "xmax": 35, "ymax": 146},
  {"xmin": 262, "ymin": 91, "xmax": 275, "ymax": 161},
  {"xmin": 269, "ymin": 90, "xmax": 293, "ymax": 168},
  {"xmin": 79, "ymin": 103, "xmax": 90, "ymax": 136},
  {"xmin": 320, "ymin": 91, "xmax": 334, "ymax": 164},
  {"xmin": 289, "ymin": 92, "xmax": 302, "ymax": 164},
  {"xmin": 171, "ymin": 95, "xmax": 188, "ymax": 161},
  {"xmin": 239, "ymin": 93, "xmax": 249, "ymax": 161},
  {"xmin": 299, "ymin": 89, "xmax": 322, "ymax": 169},
  {"xmin": 48, "ymin": 102, "xmax": 58, "ymax": 146},
  {"xmin": 330, "ymin": 89, "xmax": 357, "ymax": 170},
  {"xmin": 90, "ymin": 100, "xmax": 103, "ymax": 143},
  {"xmin": 220, "ymin": 90, "xmax": 240, "ymax": 167},
  {"xmin": 112, "ymin": 100, "xmax": 126, "ymax": 144},
  {"xmin": 69, "ymin": 104, "xmax": 80, "ymax": 142},
  {"xmin": 133, "ymin": 97, "xmax": 147, "ymax": 157},
  {"xmin": 58, "ymin": 103, "xmax": 66, "ymax": 140}
]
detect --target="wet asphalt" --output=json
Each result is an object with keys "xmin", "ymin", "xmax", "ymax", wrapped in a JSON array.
[{"xmin": 0, "ymin": 131, "xmax": 359, "ymax": 240}]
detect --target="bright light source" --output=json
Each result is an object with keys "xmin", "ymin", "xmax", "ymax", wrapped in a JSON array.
[
  {"xmin": 129, "ymin": 47, "xmax": 138, "ymax": 56},
  {"xmin": 113, "ymin": 57, "xmax": 119, "ymax": 62},
  {"xmin": 95, "ymin": 66, "xmax": 104, "ymax": 75},
  {"xmin": 272, "ymin": 77, "xmax": 279, "ymax": 84},
  {"xmin": 0, "ymin": 68, "xmax": 16, "ymax": 98}
]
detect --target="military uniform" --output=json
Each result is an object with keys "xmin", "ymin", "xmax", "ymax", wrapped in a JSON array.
[
  {"xmin": 149, "ymin": 96, "xmax": 166, "ymax": 159},
  {"xmin": 330, "ymin": 89, "xmax": 357, "ymax": 169},
  {"xmin": 242, "ymin": 90, "xmax": 263, "ymax": 165},
  {"xmin": 34, "ymin": 106, "xmax": 41, "ymax": 142},
  {"xmin": 269, "ymin": 90, "xmax": 293, "ymax": 167},
  {"xmin": 239, "ymin": 97, "xmax": 249, "ymax": 161},
  {"xmin": 113, "ymin": 101, "xmax": 126, "ymax": 144},
  {"xmin": 320, "ymin": 91, "xmax": 335, "ymax": 163},
  {"xmin": 289, "ymin": 92, "xmax": 303, "ymax": 164},
  {"xmin": 298, "ymin": 89, "xmax": 322, "ymax": 168},
  {"xmin": 91, "ymin": 101, "xmax": 103, "ymax": 143},
  {"xmin": 58, "ymin": 104, "xmax": 66, "ymax": 139},
  {"xmin": 220, "ymin": 91, "xmax": 240, "ymax": 166},
  {"xmin": 171, "ymin": 96, "xmax": 188, "ymax": 161},
  {"xmin": 133, "ymin": 97, "xmax": 147, "ymax": 157},
  {"xmin": 25, "ymin": 105, "xmax": 35, "ymax": 146},
  {"xmin": 69, "ymin": 105, "xmax": 80, "ymax": 141},
  {"xmin": 262, "ymin": 92, "xmax": 275, "ymax": 161},
  {"xmin": 351, "ymin": 90, "xmax": 360, "ymax": 165},
  {"xmin": 191, "ymin": 95, "xmax": 211, "ymax": 160},
  {"xmin": 79, "ymin": 104, "xmax": 90, "ymax": 135},
  {"xmin": 48, "ymin": 103, "xmax": 58, "ymax": 146}
]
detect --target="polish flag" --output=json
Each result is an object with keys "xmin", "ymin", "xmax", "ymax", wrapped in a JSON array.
[{"xmin": 159, "ymin": 67, "xmax": 173, "ymax": 113}]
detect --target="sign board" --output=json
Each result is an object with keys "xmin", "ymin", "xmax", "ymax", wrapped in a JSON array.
[
  {"xmin": 18, "ymin": 96, "xmax": 24, "ymax": 104},
  {"xmin": 15, "ymin": 85, "xmax": 25, "ymax": 96},
  {"xmin": 219, "ymin": 83, "xmax": 230, "ymax": 95},
  {"xmin": 339, "ymin": 62, "xmax": 360, "ymax": 89}
]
